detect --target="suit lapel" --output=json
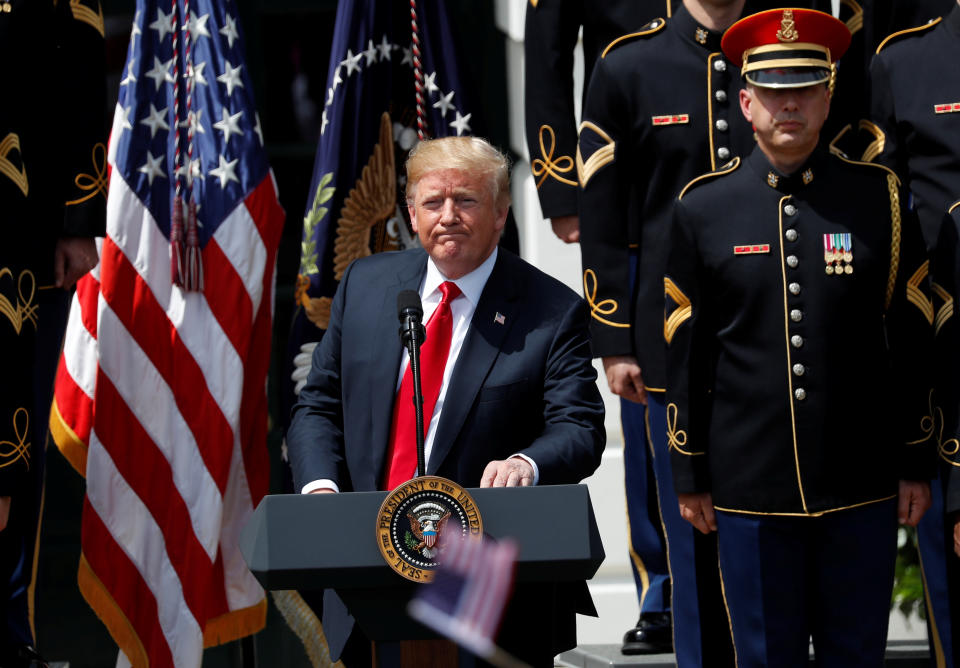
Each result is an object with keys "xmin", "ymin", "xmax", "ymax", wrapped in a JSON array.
[
  {"xmin": 370, "ymin": 251, "xmax": 428, "ymax": 482},
  {"xmin": 428, "ymin": 251, "xmax": 521, "ymax": 474}
]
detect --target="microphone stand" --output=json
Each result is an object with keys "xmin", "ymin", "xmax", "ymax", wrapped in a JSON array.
[{"xmin": 399, "ymin": 300, "xmax": 427, "ymax": 479}]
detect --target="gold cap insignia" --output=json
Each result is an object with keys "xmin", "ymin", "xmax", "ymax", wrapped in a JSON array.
[{"xmin": 777, "ymin": 9, "xmax": 799, "ymax": 43}]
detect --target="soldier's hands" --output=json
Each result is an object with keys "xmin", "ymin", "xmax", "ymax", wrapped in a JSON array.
[
  {"xmin": 480, "ymin": 457, "xmax": 535, "ymax": 488},
  {"xmin": 897, "ymin": 480, "xmax": 931, "ymax": 527},
  {"xmin": 0, "ymin": 496, "xmax": 10, "ymax": 532},
  {"xmin": 550, "ymin": 215, "xmax": 580, "ymax": 243},
  {"xmin": 54, "ymin": 237, "xmax": 98, "ymax": 289},
  {"xmin": 678, "ymin": 492, "xmax": 716, "ymax": 534},
  {"xmin": 602, "ymin": 356, "xmax": 647, "ymax": 405}
]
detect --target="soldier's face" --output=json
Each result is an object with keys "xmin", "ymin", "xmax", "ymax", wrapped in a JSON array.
[
  {"xmin": 739, "ymin": 84, "xmax": 830, "ymax": 161},
  {"xmin": 408, "ymin": 169, "xmax": 508, "ymax": 280}
]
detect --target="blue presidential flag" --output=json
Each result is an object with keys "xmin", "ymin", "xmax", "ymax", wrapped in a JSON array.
[{"xmin": 285, "ymin": 0, "xmax": 477, "ymax": 403}]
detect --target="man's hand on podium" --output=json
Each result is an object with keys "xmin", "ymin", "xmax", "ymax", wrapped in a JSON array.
[{"xmin": 479, "ymin": 457, "xmax": 535, "ymax": 488}]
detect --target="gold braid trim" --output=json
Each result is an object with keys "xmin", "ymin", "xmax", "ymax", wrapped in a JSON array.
[
  {"xmin": 666, "ymin": 403, "xmax": 703, "ymax": 455},
  {"xmin": 0, "ymin": 133, "xmax": 28, "ymax": 197},
  {"xmin": 65, "ymin": 143, "xmax": 108, "ymax": 206},
  {"xmin": 663, "ymin": 277, "xmax": 692, "ymax": 344},
  {"xmin": 858, "ymin": 120, "xmax": 885, "ymax": 163},
  {"xmin": 884, "ymin": 173, "xmax": 902, "ymax": 311},
  {"xmin": 583, "ymin": 269, "xmax": 630, "ymax": 328},
  {"xmin": 906, "ymin": 260, "xmax": 934, "ymax": 324},
  {"xmin": 0, "ymin": 408, "xmax": 30, "ymax": 470},
  {"xmin": 0, "ymin": 268, "xmax": 38, "ymax": 335},
  {"xmin": 70, "ymin": 0, "xmax": 105, "ymax": 36},
  {"xmin": 876, "ymin": 17, "xmax": 940, "ymax": 54},
  {"xmin": 576, "ymin": 121, "xmax": 615, "ymax": 187},
  {"xmin": 932, "ymin": 282, "xmax": 954, "ymax": 335},
  {"xmin": 531, "ymin": 125, "xmax": 577, "ymax": 188}
]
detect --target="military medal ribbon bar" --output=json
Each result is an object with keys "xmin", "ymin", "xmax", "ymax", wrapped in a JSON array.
[
  {"xmin": 652, "ymin": 114, "xmax": 690, "ymax": 126},
  {"xmin": 934, "ymin": 102, "xmax": 960, "ymax": 114},
  {"xmin": 823, "ymin": 232, "xmax": 853, "ymax": 275},
  {"xmin": 733, "ymin": 244, "xmax": 770, "ymax": 255}
]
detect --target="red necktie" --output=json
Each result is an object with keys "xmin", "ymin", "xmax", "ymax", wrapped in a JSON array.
[{"xmin": 383, "ymin": 281, "xmax": 462, "ymax": 489}]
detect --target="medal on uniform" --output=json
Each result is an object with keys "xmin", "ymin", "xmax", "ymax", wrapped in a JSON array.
[{"xmin": 823, "ymin": 233, "xmax": 853, "ymax": 275}]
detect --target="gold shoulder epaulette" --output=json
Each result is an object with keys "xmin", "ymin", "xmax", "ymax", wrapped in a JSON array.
[
  {"xmin": 949, "ymin": 200, "xmax": 960, "ymax": 215},
  {"xmin": 832, "ymin": 152, "xmax": 901, "ymax": 186},
  {"xmin": 602, "ymin": 18, "xmax": 667, "ymax": 59},
  {"xmin": 678, "ymin": 157, "xmax": 740, "ymax": 201},
  {"xmin": 876, "ymin": 17, "xmax": 940, "ymax": 54},
  {"xmin": 839, "ymin": 0, "xmax": 864, "ymax": 35}
]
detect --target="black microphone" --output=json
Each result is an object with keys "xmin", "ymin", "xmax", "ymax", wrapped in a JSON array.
[
  {"xmin": 397, "ymin": 290, "xmax": 426, "ymax": 350},
  {"xmin": 397, "ymin": 290, "xmax": 427, "ymax": 480}
]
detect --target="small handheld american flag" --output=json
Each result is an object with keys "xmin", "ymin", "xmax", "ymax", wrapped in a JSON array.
[{"xmin": 408, "ymin": 534, "xmax": 530, "ymax": 668}]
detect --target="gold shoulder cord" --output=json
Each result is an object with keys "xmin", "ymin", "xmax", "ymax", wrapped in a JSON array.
[
  {"xmin": 884, "ymin": 173, "xmax": 901, "ymax": 311},
  {"xmin": 875, "ymin": 17, "xmax": 941, "ymax": 54}
]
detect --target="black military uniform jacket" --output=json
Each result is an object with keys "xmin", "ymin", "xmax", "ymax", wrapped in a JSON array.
[
  {"xmin": 524, "ymin": 0, "xmax": 675, "ymax": 220},
  {"xmin": 870, "ymin": 3, "xmax": 960, "ymax": 247},
  {"xmin": 666, "ymin": 147, "xmax": 934, "ymax": 515},
  {"xmin": 577, "ymin": 5, "xmax": 755, "ymax": 391},
  {"xmin": 0, "ymin": 0, "xmax": 106, "ymax": 492},
  {"xmin": 933, "ymin": 200, "xmax": 960, "ymax": 515}
]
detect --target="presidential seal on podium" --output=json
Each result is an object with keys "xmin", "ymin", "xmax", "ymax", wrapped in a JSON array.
[{"xmin": 376, "ymin": 476, "xmax": 483, "ymax": 582}]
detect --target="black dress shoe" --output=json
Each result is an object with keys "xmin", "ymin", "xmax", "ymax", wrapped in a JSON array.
[{"xmin": 621, "ymin": 612, "xmax": 673, "ymax": 655}]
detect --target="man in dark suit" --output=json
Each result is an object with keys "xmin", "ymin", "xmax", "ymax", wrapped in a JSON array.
[{"xmin": 286, "ymin": 135, "xmax": 606, "ymax": 666}]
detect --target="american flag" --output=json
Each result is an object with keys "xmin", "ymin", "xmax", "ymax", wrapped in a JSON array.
[
  {"xmin": 407, "ymin": 536, "xmax": 519, "ymax": 663},
  {"xmin": 48, "ymin": 2, "xmax": 284, "ymax": 666}
]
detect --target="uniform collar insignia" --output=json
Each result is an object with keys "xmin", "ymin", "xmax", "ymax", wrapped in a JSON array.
[
  {"xmin": 802, "ymin": 168, "xmax": 814, "ymax": 185},
  {"xmin": 767, "ymin": 172, "xmax": 779, "ymax": 188},
  {"xmin": 695, "ymin": 27, "xmax": 708, "ymax": 44}
]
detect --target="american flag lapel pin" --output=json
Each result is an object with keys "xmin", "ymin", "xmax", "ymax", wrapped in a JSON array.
[{"xmin": 494, "ymin": 312, "xmax": 506, "ymax": 325}]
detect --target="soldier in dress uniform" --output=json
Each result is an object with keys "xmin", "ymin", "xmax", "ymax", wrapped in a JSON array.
[
  {"xmin": 524, "ymin": 0, "xmax": 681, "ymax": 654},
  {"xmin": 576, "ymin": 0, "xmax": 758, "ymax": 661},
  {"xmin": 864, "ymin": 5, "xmax": 960, "ymax": 663},
  {"xmin": 665, "ymin": 9, "xmax": 935, "ymax": 667},
  {"xmin": 0, "ymin": 1, "xmax": 106, "ymax": 665}
]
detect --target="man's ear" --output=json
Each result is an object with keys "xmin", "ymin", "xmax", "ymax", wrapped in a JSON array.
[
  {"xmin": 739, "ymin": 87, "xmax": 754, "ymax": 124},
  {"xmin": 408, "ymin": 202, "xmax": 418, "ymax": 233}
]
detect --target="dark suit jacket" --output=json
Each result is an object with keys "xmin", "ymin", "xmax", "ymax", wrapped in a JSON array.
[{"xmin": 286, "ymin": 247, "xmax": 606, "ymax": 662}]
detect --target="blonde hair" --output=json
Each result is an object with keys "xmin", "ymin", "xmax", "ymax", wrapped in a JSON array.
[{"xmin": 405, "ymin": 136, "xmax": 511, "ymax": 207}]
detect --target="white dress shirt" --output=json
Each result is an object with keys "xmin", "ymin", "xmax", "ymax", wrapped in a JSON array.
[{"xmin": 302, "ymin": 248, "xmax": 539, "ymax": 493}]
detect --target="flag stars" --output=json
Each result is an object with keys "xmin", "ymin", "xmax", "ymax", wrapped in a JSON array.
[
  {"xmin": 131, "ymin": 10, "xmax": 142, "ymax": 37},
  {"xmin": 433, "ymin": 91, "xmax": 455, "ymax": 118},
  {"xmin": 138, "ymin": 151, "xmax": 166, "ymax": 186},
  {"xmin": 209, "ymin": 154, "xmax": 240, "ymax": 188},
  {"xmin": 175, "ymin": 158, "xmax": 202, "ymax": 187},
  {"xmin": 140, "ymin": 103, "xmax": 170, "ymax": 138},
  {"xmin": 145, "ymin": 56, "xmax": 175, "ymax": 91},
  {"xmin": 217, "ymin": 60, "xmax": 244, "ymax": 96},
  {"xmin": 423, "ymin": 71, "xmax": 439, "ymax": 95},
  {"xmin": 149, "ymin": 7, "xmax": 174, "ymax": 41},
  {"xmin": 331, "ymin": 66, "xmax": 343, "ymax": 91},
  {"xmin": 220, "ymin": 14, "xmax": 240, "ymax": 48},
  {"xmin": 377, "ymin": 35, "xmax": 393, "ymax": 61},
  {"xmin": 119, "ymin": 106, "xmax": 134, "ymax": 133},
  {"xmin": 178, "ymin": 108, "xmax": 206, "ymax": 135},
  {"xmin": 185, "ymin": 11, "xmax": 211, "ymax": 39},
  {"xmin": 342, "ymin": 49, "xmax": 363, "ymax": 76},
  {"xmin": 185, "ymin": 61, "xmax": 208, "ymax": 87},
  {"xmin": 450, "ymin": 111, "xmax": 472, "ymax": 136},
  {"xmin": 363, "ymin": 39, "xmax": 378, "ymax": 65},
  {"xmin": 120, "ymin": 58, "xmax": 137, "ymax": 87},
  {"xmin": 320, "ymin": 109, "xmax": 329, "ymax": 136},
  {"xmin": 214, "ymin": 107, "xmax": 244, "ymax": 144},
  {"xmin": 401, "ymin": 46, "xmax": 413, "ymax": 66},
  {"xmin": 254, "ymin": 113, "xmax": 264, "ymax": 146}
]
